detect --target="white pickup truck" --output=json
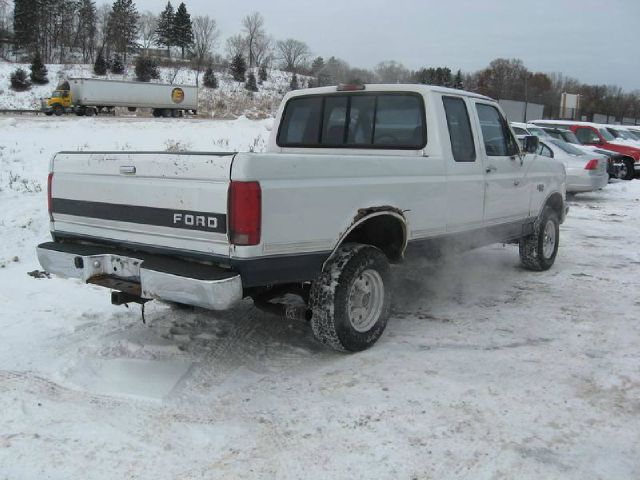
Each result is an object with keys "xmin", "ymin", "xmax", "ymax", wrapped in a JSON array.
[{"xmin": 37, "ymin": 84, "xmax": 567, "ymax": 351}]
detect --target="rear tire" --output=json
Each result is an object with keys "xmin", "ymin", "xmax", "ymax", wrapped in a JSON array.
[
  {"xmin": 162, "ymin": 109, "xmax": 171, "ymax": 118},
  {"xmin": 309, "ymin": 244, "xmax": 391, "ymax": 352},
  {"xmin": 519, "ymin": 207, "xmax": 559, "ymax": 271},
  {"xmin": 620, "ymin": 158, "xmax": 635, "ymax": 181}
]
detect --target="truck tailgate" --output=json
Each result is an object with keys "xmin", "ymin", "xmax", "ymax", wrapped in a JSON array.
[{"xmin": 50, "ymin": 151, "xmax": 234, "ymax": 258}]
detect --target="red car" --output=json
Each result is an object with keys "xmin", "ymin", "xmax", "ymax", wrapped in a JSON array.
[{"xmin": 533, "ymin": 120, "xmax": 639, "ymax": 180}]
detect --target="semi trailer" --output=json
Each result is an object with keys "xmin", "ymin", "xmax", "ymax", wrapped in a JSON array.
[{"xmin": 41, "ymin": 78, "xmax": 198, "ymax": 117}]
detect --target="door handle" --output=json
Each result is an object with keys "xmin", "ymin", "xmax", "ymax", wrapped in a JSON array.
[
  {"xmin": 485, "ymin": 165, "xmax": 497, "ymax": 173},
  {"xmin": 119, "ymin": 165, "xmax": 136, "ymax": 174}
]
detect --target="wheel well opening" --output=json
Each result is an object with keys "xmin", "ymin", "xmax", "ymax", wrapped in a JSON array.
[
  {"xmin": 545, "ymin": 193, "xmax": 563, "ymax": 218},
  {"xmin": 341, "ymin": 214, "xmax": 406, "ymax": 262}
]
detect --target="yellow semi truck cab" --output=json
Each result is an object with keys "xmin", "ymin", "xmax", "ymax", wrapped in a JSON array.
[{"xmin": 42, "ymin": 82, "xmax": 73, "ymax": 116}]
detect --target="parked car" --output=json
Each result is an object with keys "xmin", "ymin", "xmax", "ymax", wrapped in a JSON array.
[
  {"xmin": 509, "ymin": 121, "xmax": 551, "ymax": 138},
  {"xmin": 532, "ymin": 120, "xmax": 639, "ymax": 180},
  {"xmin": 36, "ymin": 84, "xmax": 567, "ymax": 351},
  {"xmin": 604, "ymin": 126, "xmax": 640, "ymax": 146},
  {"xmin": 538, "ymin": 126, "xmax": 625, "ymax": 179},
  {"xmin": 512, "ymin": 122, "xmax": 624, "ymax": 179},
  {"xmin": 536, "ymin": 138, "xmax": 608, "ymax": 193}
]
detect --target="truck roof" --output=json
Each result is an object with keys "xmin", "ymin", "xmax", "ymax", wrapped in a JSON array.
[{"xmin": 284, "ymin": 84, "xmax": 493, "ymax": 102}]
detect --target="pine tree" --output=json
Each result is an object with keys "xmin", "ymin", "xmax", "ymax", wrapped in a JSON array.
[
  {"xmin": 289, "ymin": 73, "xmax": 299, "ymax": 91},
  {"xmin": 155, "ymin": 1, "xmax": 175, "ymax": 58},
  {"xmin": 258, "ymin": 64, "xmax": 267, "ymax": 83},
  {"xmin": 77, "ymin": 0, "xmax": 98, "ymax": 62},
  {"xmin": 10, "ymin": 68, "xmax": 31, "ymax": 91},
  {"xmin": 12, "ymin": 0, "xmax": 38, "ymax": 52},
  {"xmin": 106, "ymin": 0, "xmax": 139, "ymax": 61},
  {"xmin": 30, "ymin": 52, "xmax": 49, "ymax": 85},
  {"xmin": 245, "ymin": 71, "xmax": 258, "ymax": 92},
  {"xmin": 111, "ymin": 54, "xmax": 124, "ymax": 74},
  {"xmin": 173, "ymin": 2, "xmax": 193, "ymax": 60},
  {"xmin": 453, "ymin": 69, "xmax": 464, "ymax": 90},
  {"xmin": 203, "ymin": 67, "xmax": 218, "ymax": 89},
  {"xmin": 135, "ymin": 55, "xmax": 159, "ymax": 82},
  {"xmin": 311, "ymin": 56, "xmax": 324, "ymax": 74},
  {"xmin": 94, "ymin": 50, "xmax": 107, "ymax": 75},
  {"xmin": 230, "ymin": 54, "xmax": 247, "ymax": 82}
]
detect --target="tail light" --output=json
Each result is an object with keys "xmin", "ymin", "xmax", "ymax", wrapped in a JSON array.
[
  {"xmin": 584, "ymin": 159, "xmax": 599, "ymax": 170},
  {"xmin": 228, "ymin": 181, "xmax": 261, "ymax": 246},
  {"xmin": 47, "ymin": 172, "xmax": 54, "ymax": 221}
]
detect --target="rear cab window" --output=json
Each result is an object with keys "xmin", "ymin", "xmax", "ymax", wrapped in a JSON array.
[{"xmin": 277, "ymin": 92, "xmax": 427, "ymax": 149}]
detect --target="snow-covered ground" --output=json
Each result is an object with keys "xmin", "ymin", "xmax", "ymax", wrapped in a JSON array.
[
  {"xmin": 1, "ymin": 117, "xmax": 640, "ymax": 479},
  {"xmin": 0, "ymin": 61, "xmax": 301, "ymax": 116}
]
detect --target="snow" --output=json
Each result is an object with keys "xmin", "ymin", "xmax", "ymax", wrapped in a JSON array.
[{"xmin": 1, "ymin": 116, "xmax": 640, "ymax": 478}]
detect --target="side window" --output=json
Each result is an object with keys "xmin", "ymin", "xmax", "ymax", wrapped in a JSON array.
[
  {"xmin": 278, "ymin": 97, "xmax": 322, "ymax": 145},
  {"xmin": 537, "ymin": 143, "xmax": 553, "ymax": 158},
  {"xmin": 476, "ymin": 103, "xmax": 518, "ymax": 156},
  {"xmin": 442, "ymin": 96, "xmax": 476, "ymax": 162},
  {"xmin": 575, "ymin": 127, "xmax": 600, "ymax": 144},
  {"xmin": 511, "ymin": 126, "xmax": 528, "ymax": 136}
]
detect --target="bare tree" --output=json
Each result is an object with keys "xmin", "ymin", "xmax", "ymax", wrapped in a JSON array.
[
  {"xmin": 253, "ymin": 34, "xmax": 273, "ymax": 68},
  {"xmin": 277, "ymin": 38, "xmax": 310, "ymax": 73},
  {"xmin": 242, "ymin": 11, "xmax": 265, "ymax": 68},
  {"xmin": 191, "ymin": 15, "xmax": 220, "ymax": 86},
  {"xmin": 96, "ymin": 3, "xmax": 112, "ymax": 54},
  {"xmin": 225, "ymin": 33, "xmax": 247, "ymax": 60},
  {"xmin": 139, "ymin": 11, "xmax": 158, "ymax": 51},
  {"xmin": 0, "ymin": 0, "xmax": 12, "ymax": 59},
  {"xmin": 375, "ymin": 60, "xmax": 409, "ymax": 84}
]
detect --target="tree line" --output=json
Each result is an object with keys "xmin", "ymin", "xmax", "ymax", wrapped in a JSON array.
[{"xmin": 2, "ymin": 1, "xmax": 639, "ymax": 120}]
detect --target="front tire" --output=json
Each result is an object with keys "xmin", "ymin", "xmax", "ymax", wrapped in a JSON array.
[
  {"xmin": 309, "ymin": 244, "xmax": 391, "ymax": 352},
  {"xmin": 53, "ymin": 105, "xmax": 64, "ymax": 116},
  {"xmin": 519, "ymin": 207, "xmax": 559, "ymax": 271}
]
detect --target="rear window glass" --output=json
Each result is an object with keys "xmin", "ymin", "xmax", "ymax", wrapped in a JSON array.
[{"xmin": 277, "ymin": 93, "xmax": 426, "ymax": 149}]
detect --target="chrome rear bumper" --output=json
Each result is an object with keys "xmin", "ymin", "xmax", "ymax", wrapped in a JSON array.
[{"xmin": 36, "ymin": 242, "xmax": 242, "ymax": 310}]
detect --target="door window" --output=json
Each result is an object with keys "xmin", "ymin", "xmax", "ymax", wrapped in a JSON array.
[
  {"xmin": 575, "ymin": 127, "xmax": 601, "ymax": 144},
  {"xmin": 476, "ymin": 104, "xmax": 518, "ymax": 156},
  {"xmin": 537, "ymin": 143, "xmax": 553, "ymax": 158}
]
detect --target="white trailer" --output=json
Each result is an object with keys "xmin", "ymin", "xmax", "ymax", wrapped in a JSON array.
[{"xmin": 44, "ymin": 78, "xmax": 198, "ymax": 117}]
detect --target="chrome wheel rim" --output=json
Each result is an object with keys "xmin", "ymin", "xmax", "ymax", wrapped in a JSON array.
[
  {"xmin": 347, "ymin": 269, "xmax": 384, "ymax": 333},
  {"xmin": 542, "ymin": 220, "xmax": 556, "ymax": 259},
  {"xmin": 619, "ymin": 164, "xmax": 628, "ymax": 179}
]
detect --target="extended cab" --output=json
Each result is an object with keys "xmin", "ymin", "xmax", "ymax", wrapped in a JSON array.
[{"xmin": 37, "ymin": 84, "xmax": 567, "ymax": 351}]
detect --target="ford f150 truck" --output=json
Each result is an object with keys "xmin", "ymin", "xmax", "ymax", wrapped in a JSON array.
[{"xmin": 37, "ymin": 84, "xmax": 567, "ymax": 351}]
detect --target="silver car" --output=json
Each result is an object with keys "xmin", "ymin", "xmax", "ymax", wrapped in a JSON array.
[{"xmin": 537, "ymin": 139, "xmax": 609, "ymax": 193}]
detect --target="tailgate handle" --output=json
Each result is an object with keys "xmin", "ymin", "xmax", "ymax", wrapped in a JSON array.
[{"xmin": 119, "ymin": 165, "xmax": 136, "ymax": 175}]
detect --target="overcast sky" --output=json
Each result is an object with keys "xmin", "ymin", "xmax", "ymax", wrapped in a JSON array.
[{"xmin": 131, "ymin": 0, "xmax": 640, "ymax": 91}]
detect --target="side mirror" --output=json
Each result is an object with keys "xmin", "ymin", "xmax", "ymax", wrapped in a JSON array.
[{"xmin": 522, "ymin": 135, "xmax": 539, "ymax": 154}]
